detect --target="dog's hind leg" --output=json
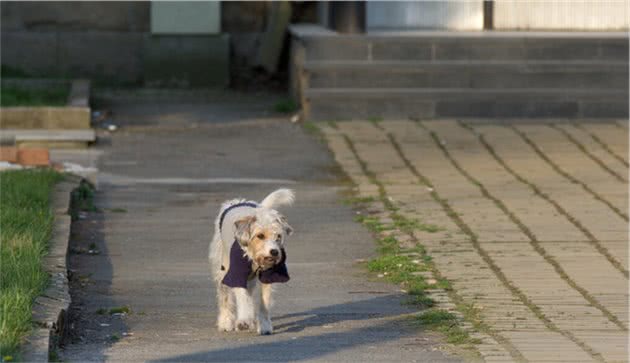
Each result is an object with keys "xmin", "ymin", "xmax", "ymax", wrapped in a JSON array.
[
  {"xmin": 217, "ymin": 285, "xmax": 236, "ymax": 331},
  {"xmin": 256, "ymin": 283, "xmax": 273, "ymax": 335},
  {"xmin": 234, "ymin": 286, "xmax": 256, "ymax": 331}
]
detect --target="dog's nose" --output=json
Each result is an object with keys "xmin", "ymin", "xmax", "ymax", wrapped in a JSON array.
[{"xmin": 270, "ymin": 249, "xmax": 279, "ymax": 257}]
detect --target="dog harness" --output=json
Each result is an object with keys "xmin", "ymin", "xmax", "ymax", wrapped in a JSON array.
[{"xmin": 219, "ymin": 202, "xmax": 290, "ymax": 288}]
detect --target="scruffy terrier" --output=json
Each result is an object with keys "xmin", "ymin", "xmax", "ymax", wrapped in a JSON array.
[{"xmin": 209, "ymin": 189, "xmax": 294, "ymax": 335}]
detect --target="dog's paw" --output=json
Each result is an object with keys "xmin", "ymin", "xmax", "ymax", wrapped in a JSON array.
[
  {"xmin": 257, "ymin": 318, "xmax": 273, "ymax": 335},
  {"xmin": 218, "ymin": 318, "xmax": 235, "ymax": 332},
  {"xmin": 236, "ymin": 320, "xmax": 254, "ymax": 331}
]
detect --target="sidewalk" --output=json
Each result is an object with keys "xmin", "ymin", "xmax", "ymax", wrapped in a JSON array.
[
  {"xmin": 60, "ymin": 95, "xmax": 461, "ymax": 362},
  {"xmin": 320, "ymin": 119, "xmax": 628, "ymax": 362}
]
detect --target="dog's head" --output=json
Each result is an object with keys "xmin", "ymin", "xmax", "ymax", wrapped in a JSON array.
[{"xmin": 233, "ymin": 208, "xmax": 293, "ymax": 270}]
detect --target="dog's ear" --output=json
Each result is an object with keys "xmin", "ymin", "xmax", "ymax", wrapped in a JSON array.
[
  {"xmin": 234, "ymin": 216, "xmax": 256, "ymax": 246},
  {"xmin": 277, "ymin": 215, "xmax": 294, "ymax": 236}
]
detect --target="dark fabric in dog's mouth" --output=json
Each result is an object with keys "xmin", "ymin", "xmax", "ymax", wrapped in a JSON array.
[
  {"xmin": 222, "ymin": 241, "xmax": 290, "ymax": 288},
  {"xmin": 259, "ymin": 248, "xmax": 289, "ymax": 284}
]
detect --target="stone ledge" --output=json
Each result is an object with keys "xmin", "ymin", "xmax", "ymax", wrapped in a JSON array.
[
  {"xmin": 20, "ymin": 176, "xmax": 82, "ymax": 362},
  {"xmin": 67, "ymin": 79, "xmax": 90, "ymax": 107},
  {"xmin": 288, "ymin": 23, "xmax": 337, "ymax": 39},
  {"xmin": 0, "ymin": 79, "xmax": 91, "ymax": 131},
  {"xmin": 0, "ymin": 107, "xmax": 90, "ymax": 130}
]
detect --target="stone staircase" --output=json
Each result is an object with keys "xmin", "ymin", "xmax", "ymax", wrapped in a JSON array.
[{"xmin": 289, "ymin": 26, "xmax": 629, "ymax": 120}]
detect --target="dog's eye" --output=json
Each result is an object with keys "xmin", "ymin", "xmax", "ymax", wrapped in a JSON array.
[
  {"xmin": 257, "ymin": 233, "xmax": 265, "ymax": 240},
  {"xmin": 276, "ymin": 234, "xmax": 282, "ymax": 241}
]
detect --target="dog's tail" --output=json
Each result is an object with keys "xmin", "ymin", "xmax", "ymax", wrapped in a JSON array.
[{"xmin": 260, "ymin": 188, "xmax": 295, "ymax": 209}]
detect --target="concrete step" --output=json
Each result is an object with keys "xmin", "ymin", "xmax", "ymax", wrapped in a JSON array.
[
  {"xmin": 0, "ymin": 129, "xmax": 96, "ymax": 149},
  {"xmin": 302, "ymin": 33, "xmax": 628, "ymax": 62},
  {"xmin": 306, "ymin": 61, "xmax": 629, "ymax": 89},
  {"xmin": 305, "ymin": 88, "xmax": 629, "ymax": 120}
]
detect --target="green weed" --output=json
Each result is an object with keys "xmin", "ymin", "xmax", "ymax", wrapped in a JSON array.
[
  {"xmin": 108, "ymin": 306, "xmax": 131, "ymax": 315},
  {"xmin": 71, "ymin": 180, "xmax": 98, "ymax": 218},
  {"xmin": 416, "ymin": 309, "xmax": 479, "ymax": 345},
  {"xmin": 273, "ymin": 99, "xmax": 298, "ymax": 113}
]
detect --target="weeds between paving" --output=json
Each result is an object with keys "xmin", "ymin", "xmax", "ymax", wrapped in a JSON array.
[
  {"xmin": 302, "ymin": 122, "xmax": 480, "ymax": 349},
  {"xmin": 0, "ymin": 169, "xmax": 64, "ymax": 361},
  {"xmin": 352, "ymin": 202, "xmax": 477, "ymax": 346}
]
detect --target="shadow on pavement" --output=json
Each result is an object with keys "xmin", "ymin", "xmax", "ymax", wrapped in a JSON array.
[{"xmin": 151, "ymin": 295, "xmax": 437, "ymax": 362}]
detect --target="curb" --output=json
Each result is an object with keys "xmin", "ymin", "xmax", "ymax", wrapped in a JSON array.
[{"xmin": 21, "ymin": 175, "xmax": 83, "ymax": 362}]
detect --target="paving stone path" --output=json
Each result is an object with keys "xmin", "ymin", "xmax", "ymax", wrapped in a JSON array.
[{"xmin": 319, "ymin": 120, "xmax": 628, "ymax": 363}]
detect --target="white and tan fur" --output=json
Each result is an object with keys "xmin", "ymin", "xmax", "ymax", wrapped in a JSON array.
[{"xmin": 209, "ymin": 189, "xmax": 294, "ymax": 335}]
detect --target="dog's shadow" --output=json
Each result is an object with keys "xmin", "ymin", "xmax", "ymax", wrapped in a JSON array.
[
  {"xmin": 151, "ymin": 294, "xmax": 432, "ymax": 362},
  {"xmin": 272, "ymin": 294, "xmax": 407, "ymax": 334}
]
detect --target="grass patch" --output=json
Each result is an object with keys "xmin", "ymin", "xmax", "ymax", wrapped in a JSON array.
[
  {"xmin": 349, "ymin": 194, "xmax": 478, "ymax": 345},
  {"xmin": 1, "ymin": 65, "xmax": 30, "ymax": 78},
  {"xmin": 273, "ymin": 99, "xmax": 298, "ymax": 114},
  {"xmin": 108, "ymin": 306, "xmax": 131, "ymax": 315},
  {"xmin": 403, "ymin": 294, "xmax": 435, "ymax": 308},
  {"xmin": 374, "ymin": 236, "xmax": 399, "ymax": 254},
  {"xmin": 368, "ymin": 116, "xmax": 383, "ymax": 124},
  {"xmin": 302, "ymin": 121, "xmax": 320, "ymax": 136},
  {"xmin": 392, "ymin": 214, "xmax": 442, "ymax": 234},
  {"xmin": 0, "ymin": 169, "xmax": 64, "ymax": 358},
  {"xmin": 415, "ymin": 309, "xmax": 479, "ymax": 344},
  {"xmin": 301, "ymin": 121, "xmax": 328, "ymax": 144},
  {"xmin": 1, "ymin": 86, "xmax": 69, "ymax": 107},
  {"xmin": 342, "ymin": 196, "xmax": 376, "ymax": 205},
  {"xmin": 418, "ymin": 309, "xmax": 457, "ymax": 326},
  {"xmin": 354, "ymin": 215, "xmax": 393, "ymax": 232},
  {"xmin": 108, "ymin": 208, "xmax": 127, "ymax": 213}
]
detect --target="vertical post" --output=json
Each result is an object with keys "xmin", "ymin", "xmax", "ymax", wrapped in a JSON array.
[
  {"xmin": 483, "ymin": 0, "xmax": 494, "ymax": 30},
  {"xmin": 329, "ymin": 1, "xmax": 365, "ymax": 34}
]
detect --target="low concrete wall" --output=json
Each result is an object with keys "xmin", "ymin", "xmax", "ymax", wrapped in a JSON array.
[
  {"xmin": 144, "ymin": 35, "xmax": 230, "ymax": 87},
  {"xmin": 1, "ymin": 79, "xmax": 91, "ymax": 130},
  {"xmin": 1, "ymin": 1, "xmax": 150, "ymax": 32},
  {"xmin": 21, "ymin": 177, "xmax": 82, "ymax": 362},
  {"xmin": 1, "ymin": 31, "xmax": 230, "ymax": 87},
  {"xmin": 1, "ymin": 107, "xmax": 90, "ymax": 129},
  {"xmin": 1, "ymin": 1, "xmax": 228, "ymax": 86},
  {"xmin": 1, "ymin": 31, "xmax": 145, "ymax": 84},
  {"xmin": 1, "ymin": 1, "xmax": 319, "ymax": 86}
]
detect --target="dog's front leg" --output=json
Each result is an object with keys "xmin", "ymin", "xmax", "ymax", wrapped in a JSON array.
[
  {"xmin": 233, "ymin": 287, "xmax": 255, "ymax": 331},
  {"xmin": 257, "ymin": 283, "xmax": 273, "ymax": 335},
  {"xmin": 217, "ymin": 285, "xmax": 236, "ymax": 331}
]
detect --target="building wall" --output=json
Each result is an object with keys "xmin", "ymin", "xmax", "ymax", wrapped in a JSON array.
[
  {"xmin": 366, "ymin": 1, "xmax": 483, "ymax": 31},
  {"xmin": 1, "ymin": 2, "xmax": 150, "ymax": 84},
  {"xmin": 0, "ymin": 1, "xmax": 150, "ymax": 32},
  {"xmin": 494, "ymin": 0, "xmax": 629, "ymax": 30},
  {"xmin": 151, "ymin": 1, "xmax": 220, "ymax": 34},
  {"xmin": 364, "ymin": 0, "xmax": 628, "ymax": 31},
  {"xmin": 0, "ymin": 1, "xmax": 258, "ymax": 86}
]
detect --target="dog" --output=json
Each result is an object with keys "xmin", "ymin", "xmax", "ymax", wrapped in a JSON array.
[{"xmin": 209, "ymin": 189, "xmax": 294, "ymax": 335}]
